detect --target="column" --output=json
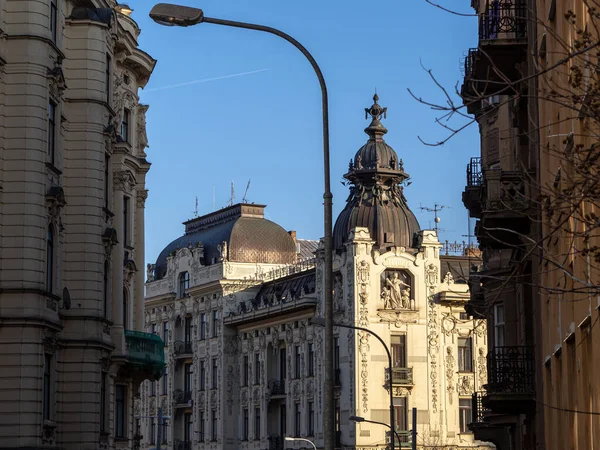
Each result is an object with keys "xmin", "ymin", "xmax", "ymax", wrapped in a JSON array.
[
  {"xmin": 134, "ymin": 189, "xmax": 148, "ymax": 331},
  {"xmin": 111, "ymin": 171, "xmax": 127, "ymax": 353}
]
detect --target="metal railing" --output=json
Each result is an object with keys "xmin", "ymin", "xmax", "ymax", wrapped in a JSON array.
[
  {"xmin": 463, "ymin": 48, "xmax": 479, "ymax": 78},
  {"xmin": 471, "ymin": 391, "xmax": 491, "ymax": 424},
  {"xmin": 124, "ymin": 330, "xmax": 165, "ymax": 379},
  {"xmin": 385, "ymin": 367, "xmax": 414, "ymax": 385},
  {"xmin": 173, "ymin": 340, "xmax": 193, "ymax": 356},
  {"xmin": 479, "ymin": 0, "xmax": 527, "ymax": 41},
  {"xmin": 442, "ymin": 240, "xmax": 479, "ymax": 256},
  {"xmin": 173, "ymin": 389, "xmax": 193, "ymax": 405},
  {"xmin": 467, "ymin": 157, "xmax": 483, "ymax": 187},
  {"xmin": 487, "ymin": 346, "xmax": 535, "ymax": 394},
  {"xmin": 268, "ymin": 379, "xmax": 286, "ymax": 396}
]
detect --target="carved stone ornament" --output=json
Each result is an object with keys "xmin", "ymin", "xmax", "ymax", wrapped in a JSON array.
[
  {"xmin": 210, "ymin": 390, "xmax": 218, "ymax": 407},
  {"xmin": 253, "ymin": 387, "xmax": 260, "ymax": 404},
  {"xmin": 137, "ymin": 104, "xmax": 149, "ymax": 155},
  {"xmin": 392, "ymin": 387, "xmax": 411, "ymax": 397},
  {"xmin": 46, "ymin": 186, "xmax": 66, "ymax": 222},
  {"xmin": 43, "ymin": 333, "xmax": 59, "ymax": 354},
  {"xmin": 477, "ymin": 348, "xmax": 487, "ymax": 387},
  {"xmin": 240, "ymin": 388, "xmax": 249, "ymax": 406},
  {"xmin": 48, "ymin": 65, "xmax": 66, "ymax": 100},
  {"xmin": 441, "ymin": 314, "xmax": 457, "ymax": 336},
  {"xmin": 136, "ymin": 189, "xmax": 148, "ymax": 208},
  {"xmin": 113, "ymin": 170, "xmax": 135, "ymax": 192},
  {"xmin": 306, "ymin": 380, "xmax": 315, "ymax": 398},
  {"xmin": 427, "ymin": 298, "xmax": 439, "ymax": 413},
  {"xmin": 457, "ymin": 374, "xmax": 474, "ymax": 396},
  {"xmin": 198, "ymin": 391, "xmax": 206, "ymax": 410},
  {"xmin": 445, "ymin": 347, "xmax": 455, "ymax": 404},
  {"xmin": 377, "ymin": 309, "xmax": 419, "ymax": 325}
]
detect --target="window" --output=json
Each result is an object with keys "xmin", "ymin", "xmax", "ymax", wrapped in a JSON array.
[
  {"xmin": 295, "ymin": 345, "xmax": 301, "ymax": 378},
  {"xmin": 391, "ymin": 334, "xmax": 407, "ymax": 367},
  {"xmin": 161, "ymin": 418, "xmax": 168, "ymax": 444},
  {"xmin": 212, "ymin": 310, "xmax": 220, "ymax": 338},
  {"xmin": 151, "ymin": 323, "xmax": 157, "ymax": 335},
  {"xmin": 184, "ymin": 412, "xmax": 192, "ymax": 443},
  {"xmin": 199, "ymin": 360, "xmax": 206, "ymax": 391},
  {"xmin": 459, "ymin": 398, "xmax": 472, "ymax": 433},
  {"xmin": 50, "ymin": 0, "xmax": 57, "ymax": 43},
  {"xmin": 254, "ymin": 407, "xmax": 261, "ymax": 440},
  {"xmin": 460, "ymin": 312, "xmax": 470, "ymax": 320},
  {"xmin": 200, "ymin": 313, "xmax": 206, "ymax": 340},
  {"xmin": 243, "ymin": 355, "xmax": 249, "ymax": 386},
  {"xmin": 494, "ymin": 304, "xmax": 505, "ymax": 347},
  {"xmin": 123, "ymin": 196, "xmax": 129, "ymax": 247},
  {"xmin": 150, "ymin": 419, "xmax": 156, "ymax": 444},
  {"xmin": 121, "ymin": 108, "xmax": 130, "ymax": 142},
  {"xmin": 294, "ymin": 402, "xmax": 301, "ymax": 437},
  {"xmin": 43, "ymin": 354, "xmax": 52, "ymax": 421},
  {"xmin": 242, "ymin": 408, "xmax": 249, "ymax": 440},
  {"xmin": 162, "ymin": 366, "xmax": 168, "ymax": 395},
  {"xmin": 279, "ymin": 347, "xmax": 286, "ymax": 381},
  {"xmin": 394, "ymin": 397, "xmax": 408, "ymax": 431},
  {"xmin": 105, "ymin": 55, "xmax": 111, "ymax": 103},
  {"xmin": 308, "ymin": 343, "xmax": 314, "ymax": 377},
  {"xmin": 254, "ymin": 353, "xmax": 260, "ymax": 385},
  {"xmin": 46, "ymin": 226, "xmax": 54, "ymax": 293},
  {"xmin": 48, "ymin": 101, "xmax": 56, "ymax": 164},
  {"xmin": 199, "ymin": 411, "xmax": 205, "ymax": 441},
  {"xmin": 179, "ymin": 271, "xmax": 190, "ymax": 298},
  {"xmin": 104, "ymin": 154, "xmax": 110, "ymax": 209},
  {"xmin": 458, "ymin": 338, "xmax": 473, "ymax": 372},
  {"xmin": 115, "ymin": 385, "xmax": 126, "ymax": 438},
  {"xmin": 100, "ymin": 372, "xmax": 107, "ymax": 432},
  {"xmin": 103, "ymin": 261, "xmax": 109, "ymax": 319},
  {"xmin": 163, "ymin": 322, "xmax": 169, "ymax": 345},
  {"xmin": 334, "ymin": 337, "xmax": 340, "ymax": 370},
  {"xmin": 211, "ymin": 409, "xmax": 217, "ymax": 441},
  {"xmin": 184, "ymin": 316, "xmax": 192, "ymax": 343},
  {"xmin": 307, "ymin": 401, "xmax": 315, "ymax": 436},
  {"xmin": 212, "ymin": 358, "xmax": 218, "ymax": 389},
  {"xmin": 150, "ymin": 380, "xmax": 156, "ymax": 396},
  {"xmin": 122, "ymin": 288, "xmax": 128, "ymax": 329},
  {"xmin": 184, "ymin": 363, "xmax": 193, "ymax": 392}
]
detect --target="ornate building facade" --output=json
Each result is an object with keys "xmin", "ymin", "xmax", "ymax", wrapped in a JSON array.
[
  {"xmin": 142, "ymin": 97, "xmax": 492, "ymax": 450},
  {"xmin": 0, "ymin": 1, "xmax": 162, "ymax": 449}
]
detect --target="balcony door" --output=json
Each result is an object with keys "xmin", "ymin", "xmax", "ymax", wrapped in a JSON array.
[
  {"xmin": 279, "ymin": 404, "xmax": 286, "ymax": 436},
  {"xmin": 184, "ymin": 412, "xmax": 192, "ymax": 443},
  {"xmin": 184, "ymin": 363, "xmax": 193, "ymax": 393},
  {"xmin": 391, "ymin": 335, "xmax": 407, "ymax": 367},
  {"xmin": 279, "ymin": 347, "xmax": 286, "ymax": 381}
]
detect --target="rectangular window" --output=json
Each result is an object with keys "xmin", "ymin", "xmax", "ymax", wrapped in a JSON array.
[
  {"xmin": 254, "ymin": 407, "xmax": 261, "ymax": 440},
  {"xmin": 295, "ymin": 345, "xmax": 301, "ymax": 378},
  {"xmin": 184, "ymin": 316, "xmax": 192, "ymax": 343},
  {"xmin": 212, "ymin": 310, "xmax": 220, "ymax": 338},
  {"xmin": 106, "ymin": 54, "xmax": 111, "ymax": 104},
  {"xmin": 254, "ymin": 353, "xmax": 260, "ymax": 385},
  {"xmin": 243, "ymin": 355, "xmax": 249, "ymax": 386},
  {"xmin": 494, "ymin": 304, "xmax": 505, "ymax": 347},
  {"xmin": 200, "ymin": 313, "xmax": 206, "ymax": 340},
  {"xmin": 211, "ymin": 409, "xmax": 217, "ymax": 441},
  {"xmin": 308, "ymin": 343, "xmax": 315, "ymax": 377},
  {"xmin": 150, "ymin": 418, "xmax": 156, "ymax": 444},
  {"xmin": 179, "ymin": 271, "xmax": 190, "ymax": 298},
  {"xmin": 184, "ymin": 363, "xmax": 193, "ymax": 392},
  {"xmin": 115, "ymin": 385, "xmax": 126, "ymax": 438},
  {"xmin": 199, "ymin": 411, "xmax": 205, "ymax": 441},
  {"xmin": 48, "ymin": 101, "xmax": 56, "ymax": 164},
  {"xmin": 43, "ymin": 354, "xmax": 52, "ymax": 421},
  {"xmin": 162, "ymin": 366, "xmax": 168, "ymax": 395},
  {"xmin": 199, "ymin": 360, "xmax": 206, "ymax": 391},
  {"xmin": 458, "ymin": 337, "xmax": 473, "ymax": 372},
  {"xmin": 121, "ymin": 108, "xmax": 130, "ymax": 142},
  {"xmin": 294, "ymin": 402, "xmax": 301, "ymax": 437},
  {"xmin": 104, "ymin": 154, "xmax": 110, "ymax": 209},
  {"xmin": 279, "ymin": 347, "xmax": 286, "ymax": 381},
  {"xmin": 212, "ymin": 358, "xmax": 218, "ymax": 389},
  {"xmin": 103, "ymin": 261, "xmax": 109, "ymax": 319},
  {"xmin": 334, "ymin": 337, "xmax": 340, "ymax": 369},
  {"xmin": 151, "ymin": 323, "xmax": 157, "ymax": 335},
  {"xmin": 242, "ymin": 408, "xmax": 249, "ymax": 440},
  {"xmin": 123, "ymin": 196, "xmax": 129, "ymax": 247},
  {"xmin": 391, "ymin": 334, "xmax": 407, "ymax": 367},
  {"xmin": 161, "ymin": 418, "xmax": 168, "ymax": 444},
  {"xmin": 50, "ymin": 0, "xmax": 57, "ymax": 43},
  {"xmin": 150, "ymin": 380, "xmax": 156, "ymax": 396},
  {"xmin": 100, "ymin": 372, "xmax": 107, "ymax": 432},
  {"xmin": 459, "ymin": 398, "xmax": 472, "ymax": 433},
  {"xmin": 184, "ymin": 412, "xmax": 192, "ymax": 443},
  {"xmin": 308, "ymin": 401, "xmax": 315, "ymax": 436},
  {"xmin": 394, "ymin": 397, "xmax": 408, "ymax": 431},
  {"xmin": 163, "ymin": 321, "xmax": 169, "ymax": 345}
]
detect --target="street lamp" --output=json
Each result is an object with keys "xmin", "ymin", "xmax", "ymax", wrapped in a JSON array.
[
  {"xmin": 311, "ymin": 317, "xmax": 395, "ymax": 450},
  {"xmin": 349, "ymin": 416, "xmax": 403, "ymax": 448},
  {"xmin": 149, "ymin": 4, "xmax": 334, "ymax": 449},
  {"xmin": 285, "ymin": 436, "xmax": 317, "ymax": 450}
]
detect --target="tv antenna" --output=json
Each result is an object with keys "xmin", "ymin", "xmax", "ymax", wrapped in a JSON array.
[
  {"xmin": 242, "ymin": 179, "xmax": 251, "ymax": 204},
  {"xmin": 192, "ymin": 196, "xmax": 199, "ymax": 218},
  {"xmin": 419, "ymin": 203, "xmax": 449, "ymax": 235},
  {"xmin": 228, "ymin": 180, "xmax": 235, "ymax": 206}
]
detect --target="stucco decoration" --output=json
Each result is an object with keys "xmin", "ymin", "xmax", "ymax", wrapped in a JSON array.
[
  {"xmin": 381, "ymin": 270, "xmax": 412, "ymax": 309},
  {"xmin": 136, "ymin": 189, "xmax": 148, "ymax": 208},
  {"xmin": 392, "ymin": 387, "xmax": 411, "ymax": 397},
  {"xmin": 425, "ymin": 263, "xmax": 438, "ymax": 296},
  {"xmin": 240, "ymin": 387, "xmax": 249, "ymax": 406},
  {"xmin": 356, "ymin": 260, "xmax": 371, "ymax": 412},
  {"xmin": 253, "ymin": 387, "xmax": 260, "ymax": 405},
  {"xmin": 443, "ymin": 271, "xmax": 454, "ymax": 285},
  {"xmin": 445, "ymin": 347, "xmax": 456, "ymax": 404},
  {"xmin": 473, "ymin": 319, "xmax": 487, "ymax": 338},
  {"xmin": 306, "ymin": 380, "xmax": 315, "ymax": 398},
  {"xmin": 136, "ymin": 104, "xmax": 149, "ymax": 156},
  {"xmin": 427, "ymin": 297, "xmax": 439, "ymax": 413},
  {"xmin": 210, "ymin": 390, "xmax": 218, "ymax": 407},
  {"xmin": 333, "ymin": 273, "xmax": 344, "ymax": 312},
  {"xmin": 113, "ymin": 170, "xmax": 135, "ymax": 192},
  {"xmin": 441, "ymin": 314, "xmax": 457, "ymax": 336},
  {"xmin": 477, "ymin": 348, "xmax": 487, "ymax": 387},
  {"xmin": 292, "ymin": 381, "xmax": 301, "ymax": 400},
  {"xmin": 377, "ymin": 310, "xmax": 419, "ymax": 325},
  {"xmin": 457, "ymin": 374, "xmax": 474, "ymax": 396}
]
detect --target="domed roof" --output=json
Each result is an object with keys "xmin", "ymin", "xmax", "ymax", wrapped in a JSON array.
[
  {"xmin": 154, "ymin": 204, "xmax": 296, "ymax": 280},
  {"xmin": 333, "ymin": 94, "xmax": 420, "ymax": 251}
]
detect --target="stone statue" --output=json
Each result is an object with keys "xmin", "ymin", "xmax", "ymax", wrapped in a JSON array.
[
  {"xmin": 385, "ymin": 272, "xmax": 410, "ymax": 309},
  {"xmin": 390, "ymin": 154, "xmax": 397, "ymax": 169},
  {"xmin": 401, "ymin": 287, "xmax": 411, "ymax": 309},
  {"xmin": 333, "ymin": 275, "xmax": 343, "ymax": 312},
  {"xmin": 356, "ymin": 155, "xmax": 363, "ymax": 169},
  {"xmin": 381, "ymin": 287, "xmax": 393, "ymax": 309},
  {"xmin": 146, "ymin": 263, "xmax": 155, "ymax": 282}
]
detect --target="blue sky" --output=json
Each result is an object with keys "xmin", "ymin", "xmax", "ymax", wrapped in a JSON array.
[{"xmin": 128, "ymin": 0, "xmax": 480, "ymax": 265}]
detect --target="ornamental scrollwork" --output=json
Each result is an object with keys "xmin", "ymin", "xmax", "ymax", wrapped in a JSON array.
[{"xmin": 445, "ymin": 347, "xmax": 455, "ymax": 405}]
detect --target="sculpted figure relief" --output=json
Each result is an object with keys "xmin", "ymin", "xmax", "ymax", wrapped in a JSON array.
[{"xmin": 384, "ymin": 271, "xmax": 410, "ymax": 309}]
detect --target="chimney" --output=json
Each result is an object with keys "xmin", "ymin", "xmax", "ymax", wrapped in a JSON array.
[{"xmin": 288, "ymin": 230, "xmax": 297, "ymax": 244}]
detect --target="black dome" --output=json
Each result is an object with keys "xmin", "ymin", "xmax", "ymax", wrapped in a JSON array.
[{"xmin": 333, "ymin": 94, "xmax": 420, "ymax": 250}]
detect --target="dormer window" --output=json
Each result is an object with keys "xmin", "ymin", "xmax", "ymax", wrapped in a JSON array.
[{"xmin": 179, "ymin": 271, "xmax": 190, "ymax": 298}]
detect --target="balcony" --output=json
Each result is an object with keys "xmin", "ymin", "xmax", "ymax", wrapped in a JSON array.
[
  {"xmin": 462, "ymin": 157, "xmax": 483, "ymax": 218},
  {"xmin": 173, "ymin": 389, "xmax": 193, "ymax": 407},
  {"xmin": 471, "ymin": 391, "xmax": 491, "ymax": 426},
  {"xmin": 387, "ymin": 430, "xmax": 412, "ymax": 448},
  {"xmin": 268, "ymin": 434, "xmax": 284, "ymax": 450},
  {"xmin": 173, "ymin": 439, "xmax": 192, "ymax": 450},
  {"xmin": 469, "ymin": 391, "xmax": 513, "ymax": 447},
  {"xmin": 123, "ymin": 330, "xmax": 165, "ymax": 382},
  {"xmin": 268, "ymin": 379, "xmax": 285, "ymax": 398},
  {"xmin": 173, "ymin": 340, "xmax": 193, "ymax": 358},
  {"xmin": 385, "ymin": 367, "xmax": 414, "ymax": 386},
  {"xmin": 484, "ymin": 346, "xmax": 535, "ymax": 413}
]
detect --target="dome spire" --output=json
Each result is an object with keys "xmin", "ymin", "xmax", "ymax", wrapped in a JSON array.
[{"xmin": 364, "ymin": 93, "xmax": 388, "ymax": 140}]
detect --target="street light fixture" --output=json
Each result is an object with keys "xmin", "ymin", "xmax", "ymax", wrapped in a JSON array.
[
  {"xmin": 149, "ymin": 5, "xmax": 334, "ymax": 449},
  {"xmin": 310, "ymin": 317, "xmax": 395, "ymax": 450},
  {"xmin": 285, "ymin": 436, "xmax": 317, "ymax": 450}
]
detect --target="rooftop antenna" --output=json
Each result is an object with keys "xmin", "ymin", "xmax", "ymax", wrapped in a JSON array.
[
  {"xmin": 229, "ymin": 180, "xmax": 235, "ymax": 206},
  {"xmin": 419, "ymin": 203, "xmax": 449, "ymax": 235},
  {"xmin": 242, "ymin": 179, "xmax": 251, "ymax": 204},
  {"xmin": 193, "ymin": 196, "xmax": 199, "ymax": 218}
]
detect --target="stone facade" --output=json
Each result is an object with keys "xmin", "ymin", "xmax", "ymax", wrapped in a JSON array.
[{"xmin": 0, "ymin": 1, "xmax": 158, "ymax": 449}]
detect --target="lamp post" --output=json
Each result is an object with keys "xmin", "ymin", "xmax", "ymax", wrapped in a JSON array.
[
  {"xmin": 285, "ymin": 436, "xmax": 318, "ymax": 450},
  {"xmin": 311, "ymin": 318, "xmax": 395, "ymax": 450},
  {"xmin": 349, "ymin": 416, "xmax": 402, "ymax": 448},
  {"xmin": 148, "ymin": 4, "xmax": 334, "ymax": 449}
]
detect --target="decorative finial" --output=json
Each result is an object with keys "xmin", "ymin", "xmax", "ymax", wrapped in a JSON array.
[{"xmin": 365, "ymin": 92, "xmax": 387, "ymax": 121}]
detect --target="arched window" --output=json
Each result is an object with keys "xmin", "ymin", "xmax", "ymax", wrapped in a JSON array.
[
  {"xmin": 179, "ymin": 271, "xmax": 190, "ymax": 298},
  {"xmin": 123, "ymin": 288, "xmax": 128, "ymax": 328},
  {"xmin": 46, "ymin": 226, "xmax": 54, "ymax": 292}
]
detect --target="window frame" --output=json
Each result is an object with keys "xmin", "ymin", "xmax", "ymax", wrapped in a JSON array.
[
  {"xmin": 242, "ymin": 407, "xmax": 249, "ymax": 441},
  {"xmin": 100, "ymin": 372, "xmax": 107, "ymax": 432},
  {"xmin": 198, "ymin": 410, "xmax": 205, "ymax": 442},
  {"xmin": 254, "ymin": 353, "xmax": 260, "ymax": 385},
  {"xmin": 46, "ymin": 226, "xmax": 54, "ymax": 293},
  {"xmin": 459, "ymin": 398, "xmax": 473, "ymax": 433},
  {"xmin": 294, "ymin": 402, "xmax": 301, "ymax": 438},
  {"xmin": 50, "ymin": 0, "xmax": 58, "ymax": 43},
  {"xmin": 163, "ymin": 321, "xmax": 169, "ymax": 345},
  {"xmin": 391, "ymin": 334, "xmax": 407, "ymax": 368},
  {"xmin": 211, "ymin": 357, "xmax": 218, "ymax": 389},
  {"xmin": 115, "ymin": 384, "xmax": 127, "ymax": 438},
  {"xmin": 179, "ymin": 271, "xmax": 190, "ymax": 298},
  {"xmin": 308, "ymin": 342, "xmax": 315, "ymax": 377},
  {"xmin": 294, "ymin": 345, "xmax": 301, "ymax": 378},
  {"xmin": 103, "ymin": 260, "xmax": 109, "ymax": 319},
  {"xmin": 458, "ymin": 337, "xmax": 473, "ymax": 372},
  {"xmin": 162, "ymin": 365, "xmax": 168, "ymax": 395},
  {"xmin": 212, "ymin": 310, "xmax": 220, "ymax": 338},
  {"xmin": 123, "ymin": 196, "xmax": 130, "ymax": 247},
  {"xmin": 43, "ymin": 354, "xmax": 52, "ymax": 421},
  {"xmin": 307, "ymin": 401, "xmax": 315, "ymax": 436},
  {"xmin": 105, "ymin": 54, "xmax": 111, "ymax": 104},
  {"xmin": 121, "ymin": 108, "xmax": 130, "ymax": 143},
  {"xmin": 494, "ymin": 303, "xmax": 505, "ymax": 348},
  {"xmin": 48, "ymin": 101, "xmax": 56, "ymax": 165},
  {"xmin": 254, "ymin": 407, "xmax": 261, "ymax": 440},
  {"xmin": 200, "ymin": 313, "xmax": 206, "ymax": 340},
  {"xmin": 211, "ymin": 409, "xmax": 217, "ymax": 441},
  {"xmin": 243, "ymin": 354, "xmax": 249, "ymax": 387},
  {"xmin": 199, "ymin": 360, "xmax": 206, "ymax": 391}
]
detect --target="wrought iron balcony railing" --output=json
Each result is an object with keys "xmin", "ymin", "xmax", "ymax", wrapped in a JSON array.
[
  {"xmin": 463, "ymin": 48, "xmax": 479, "ymax": 79},
  {"xmin": 385, "ymin": 367, "xmax": 414, "ymax": 385},
  {"xmin": 173, "ymin": 389, "xmax": 193, "ymax": 405},
  {"xmin": 471, "ymin": 391, "xmax": 491, "ymax": 424},
  {"xmin": 124, "ymin": 330, "xmax": 165, "ymax": 381},
  {"xmin": 467, "ymin": 157, "xmax": 483, "ymax": 187},
  {"xmin": 173, "ymin": 439, "xmax": 192, "ymax": 450},
  {"xmin": 479, "ymin": 0, "xmax": 527, "ymax": 41},
  {"xmin": 268, "ymin": 379, "xmax": 286, "ymax": 396},
  {"xmin": 487, "ymin": 346, "xmax": 535, "ymax": 395},
  {"xmin": 173, "ymin": 340, "xmax": 193, "ymax": 356},
  {"xmin": 268, "ymin": 434, "xmax": 284, "ymax": 450}
]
